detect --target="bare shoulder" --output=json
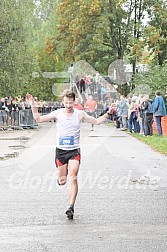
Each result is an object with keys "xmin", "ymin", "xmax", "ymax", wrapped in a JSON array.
[
  {"xmin": 77, "ymin": 110, "xmax": 95, "ymax": 123},
  {"xmin": 77, "ymin": 110, "xmax": 86, "ymax": 121},
  {"xmin": 45, "ymin": 109, "xmax": 59, "ymax": 120},
  {"xmin": 51, "ymin": 109, "xmax": 62, "ymax": 119}
]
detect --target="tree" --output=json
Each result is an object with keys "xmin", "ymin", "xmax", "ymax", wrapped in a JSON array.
[
  {"xmin": 132, "ymin": 64, "xmax": 167, "ymax": 100},
  {"xmin": 28, "ymin": 0, "xmax": 67, "ymax": 100},
  {"xmin": 54, "ymin": 1, "xmax": 150, "ymax": 74},
  {"xmin": 143, "ymin": 0, "xmax": 167, "ymax": 65},
  {"xmin": 0, "ymin": 0, "xmax": 37, "ymax": 96}
]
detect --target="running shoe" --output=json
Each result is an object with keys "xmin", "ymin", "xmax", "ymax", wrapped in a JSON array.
[{"xmin": 65, "ymin": 207, "xmax": 74, "ymax": 219}]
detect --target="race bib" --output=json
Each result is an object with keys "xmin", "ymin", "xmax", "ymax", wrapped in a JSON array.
[{"xmin": 59, "ymin": 136, "xmax": 74, "ymax": 146}]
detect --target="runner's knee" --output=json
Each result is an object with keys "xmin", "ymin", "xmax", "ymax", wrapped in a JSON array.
[
  {"xmin": 70, "ymin": 174, "xmax": 78, "ymax": 182},
  {"xmin": 57, "ymin": 176, "xmax": 67, "ymax": 186}
]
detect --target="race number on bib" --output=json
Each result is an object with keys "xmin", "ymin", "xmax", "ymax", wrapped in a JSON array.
[{"xmin": 59, "ymin": 136, "xmax": 74, "ymax": 146}]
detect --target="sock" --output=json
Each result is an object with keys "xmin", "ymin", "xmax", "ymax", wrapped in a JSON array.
[{"xmin": 70, "ymin": 204, "xmax": 74, "ymax": 211}]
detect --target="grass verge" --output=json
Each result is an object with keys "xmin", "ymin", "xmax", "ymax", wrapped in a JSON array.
[
  {"xmin": 132, "ymin": 133, "xmax": 167, "ymax": 156},
  {"xmin": 104, "ymin": 121, "xmax": 167, "ymax": 156}
]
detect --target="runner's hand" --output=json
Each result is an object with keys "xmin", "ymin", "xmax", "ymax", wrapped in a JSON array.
[{"xmin": 108, "ymin": 106, "xmax": 114, "ymax": 114}]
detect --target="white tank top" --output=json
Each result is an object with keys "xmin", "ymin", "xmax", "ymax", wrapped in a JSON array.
[{"xmin": 56, "ymin": 108, "xmax": 80, "ymax": 150}]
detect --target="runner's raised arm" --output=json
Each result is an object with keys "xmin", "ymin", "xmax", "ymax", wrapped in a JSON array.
[{"xmin": 26, "ymin": 93, "xmax": 57, "ymax": 123}]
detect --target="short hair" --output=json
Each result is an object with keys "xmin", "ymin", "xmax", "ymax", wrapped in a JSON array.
[
  {"xmin": 155, "ymin": 90, "xmax": 161, "ymax": 96},
  {"xmin": 131, "ymin": 97, "xmax": 136, "ymax": 102},
  {"xmin": 144, "ymin": 95, "xmax": 149, "ymax": 100},
  {"xmin": 61, "ymin": 89, "xmax": 75, "ymax": 100}
]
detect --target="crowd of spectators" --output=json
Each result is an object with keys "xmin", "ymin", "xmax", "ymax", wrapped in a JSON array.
[
  {"xmin": 0, "ymin": 96, "xmax": 63, "ymax": 127},
  {"xmin": 106, "ymin": 91, "xmax": 166, "ymax": 136},
  {"xmin": 1, "ymin": 88, "xmax": 166, "ymax": 136},
  {"xmin": 75, "ymin": 73, "xmax": 115, "ymax": 103}
]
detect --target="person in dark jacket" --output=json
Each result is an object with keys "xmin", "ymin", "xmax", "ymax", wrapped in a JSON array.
[
  {"xmin": 79, "ymin": 76, "xmax": 85, "ymax": 94},
  {"xmin": 143, "ymin": 95, "xmax": 153, "ymax": 136}
]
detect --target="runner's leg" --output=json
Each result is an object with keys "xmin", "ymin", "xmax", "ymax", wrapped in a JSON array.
[
  {"xmin": 68, "ymin": 160, "xmax": 80, "ymax": 205},
  {"xmin": 57, "ymin": 164, "xmax": 68, "ymax": 185}
]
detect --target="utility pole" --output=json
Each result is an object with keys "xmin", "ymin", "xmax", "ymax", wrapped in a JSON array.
[{"xmin": 68, "ymin": 63, "xmax": 74, "ymax": 91}]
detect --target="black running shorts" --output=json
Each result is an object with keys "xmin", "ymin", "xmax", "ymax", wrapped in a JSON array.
[
  {"xmin": 55, "ymin": 148, "xmax": 81, "ymax": 167},
  {"xmin": 87, "ymin": 111, "xmax": 96, "ymax": 117}
]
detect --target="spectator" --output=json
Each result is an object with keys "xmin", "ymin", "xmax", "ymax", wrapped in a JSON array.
[
  {"xmin": 96, "ymin": 101, "xmax": 104, "ymax": 117},
  {"xmin": 117, "ymin": 95, "xmax": 128, "ymax": 130},
  {"xmin": 75, "ymin": 73, "xmax": 80, "ymax": 91},
  {"xmin": 101, "ymin": 85, "xmax": 106, "ymax": 103},
  {"xmin": 0, "ymin": 97, "xmax": 8, "ymax": 125},
  {"xmin": 89, "ymin": 78, "xmax": 95, "ymax": 95},
  {"xmin": 153, "ymin": 90, "xmax": 166, "ymax": 136},
  {"xmin": 12, "ymin": 97, "xmax": 20, "ymax": 126},
  {"xmin": 97, "ymin": 81, "xmax": 102, "ymax": 101},
  {"xmin": 165, "ymin": 86, "xmax": 167, "ymax": 102},
  {"xmin": 143, "ymin": 95, "xmax": 153, "ymax": 136},
  {"xmin": 79, "ymin": 76, "xmax": 85, "ymax": 94},
  {"xmin": 127, "ymin": 97, "xmax": 139, "ymax": 133},
  {"xmin": 139, "ymin": 95, "xmax": 145, "ymax": 135}
]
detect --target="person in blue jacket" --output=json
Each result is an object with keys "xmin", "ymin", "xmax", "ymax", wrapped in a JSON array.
[{"xmin": 153, "ymin": 90, "xmax": 166, "ymax": 136}]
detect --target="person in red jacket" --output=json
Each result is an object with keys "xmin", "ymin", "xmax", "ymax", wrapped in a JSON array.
[{"xmin": 84, "ymin": 95, "xmax": 97, "ymax": 130}]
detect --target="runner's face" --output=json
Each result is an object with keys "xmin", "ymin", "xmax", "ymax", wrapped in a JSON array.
[{"xmin": 63, "ymin": 96, "xmax": 74, "ymax": 112}]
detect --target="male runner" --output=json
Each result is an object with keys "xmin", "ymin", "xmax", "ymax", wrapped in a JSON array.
[{"xmin": 26, "ymin": 90, "xmax": 113, "ymax": 219}]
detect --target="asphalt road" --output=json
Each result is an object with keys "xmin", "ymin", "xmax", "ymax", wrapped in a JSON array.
[{"xmin": 0, "ymin": 122, "xmax": 167, "ymax": 252}]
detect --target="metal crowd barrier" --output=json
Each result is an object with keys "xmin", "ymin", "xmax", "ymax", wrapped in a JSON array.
[
  {"xmin": 0, "ymin": 110, "xmax": 19, "ymax": 129},
  {"xmin": 19, "ymin": 109, "xmax": 38, "ymax": 128},
  {"xmin": 0, "ymin": 105, "xmax": 61, "ymax": 130},
  {"xmin": 0, "ymin": 109, "xmax": 38, "ymax": 130}
]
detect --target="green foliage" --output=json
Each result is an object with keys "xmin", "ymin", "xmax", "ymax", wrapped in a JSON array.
[
  {"xmin": 0, "ymin": 0, "xmax": 37, "ymax": 97},
  {"xmin": 0, "ymin": 0, "xmax": 64, "ymax": 100},
  {"xmin": 132, "ymin": 64, "xmax": 167, "ymax": 100},
  {"xmin": 1, "ymin": 0, "xmax": 167, "ymax": 99},
  {"xmin": 29, "ymin": 0, "xmax": 67, "ymax": 100},
  {"xmin": 54, "ymin": 0, "xmax": 156, "ymax": 88},
  {"xmin": 145, "ymin": 0, "xmax": 167, "ymax": 65}
]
